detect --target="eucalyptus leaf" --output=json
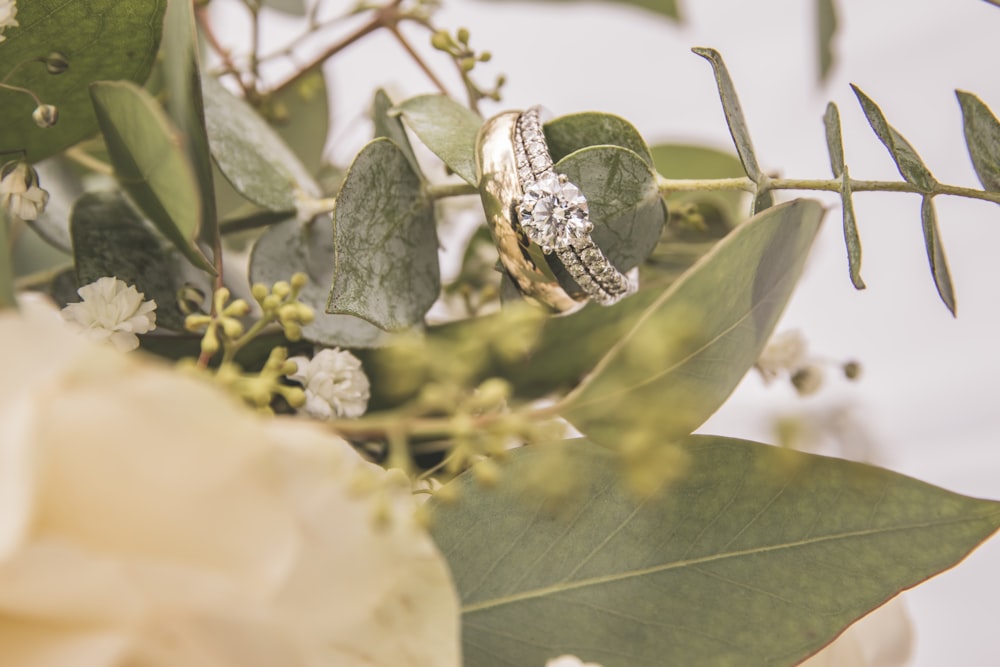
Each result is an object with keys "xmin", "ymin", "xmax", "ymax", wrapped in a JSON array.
[
  {"xmin": 373, "ymin": 89, "xmax": 422, "ymax": 177},
  {"xmin": 817, "ymin": 0, "xmax": 838, "ymax": 83},
  {"xmin": 920, "ymin": 196, "xmax": 957, "ymax": 316},
  {"xmin": 0, "ymin": 213, "xmax": 14, "ymax": 309},
  {"xmin": 823, "ymin": 102, "xmax": 865, "ymax": 289},
  {"xmin": 559, "ymin": 199, "xmax": 823, "ymax": 445},
  {"xmin": 955, "ymin": 90, "xmax": 1000, "ymax": 192},
  {"xmin": 90, "ymin": 81, "xmax": 214, "ymax": 274},
  {"xmin": 203, "ymin": 74, "xmax": 319, "ymax": 211},
  {"xmin": 162, "ymin": 0, "xmax": 218, "ymax": 251},
  {"xmin": 431, "ymin": 437, "xmax": 1000, "ymax": 667},
  {"xmin": 851, "ymin": 85, "xmax": 937, "ymax": 192},
  {"xmin": 264, "ymin": 0, "xmax": 307, "ymax": 14},
  {"xmin": 483, "ymin": 0, "xmax": 681, "ymax": 21},
  {"xmin": 0, "ymin": 0, "xmax": 166, "ymax": 162},
  {"xmin": 544, "ymin": 112, "xmax": 654, "ymax": 166},
  {"xmin": 549, "ymin": 146, "xmax": 666, "ymax": 294},
  {"xmin": 395, "ymin": 95, "xmax": 482, "ymax": 185},
  {"xmin": 651, "ymin": 142, "xmax": 746, "ymax": 230},
  {"xmin": 327, "ymin": 138, "xmax": 439, "ymax": 331},
  {"xmin": 692, "ymin": 47, "xmax": 774, "ymax": 212},
  {"xmin": 70, "ymin": 191, "xmax": 185, "ymax": 330},
  {"xmin": 249, "ymin": 217, "xmax": 390, "ymax": 348},
  {"xmin": 266, "ymin": 71, "xmax": 330, "ymax": 175}
]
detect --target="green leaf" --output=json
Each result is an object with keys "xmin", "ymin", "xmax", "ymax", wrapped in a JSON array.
[
  {"xmin": 373, "ymin": 88, "xmax": 422, "ymax": 178},
  {"xmin": 851, "ymin": 84, "xmax": 937, "ymax": 192},
  {"xmin": 651, "ymin": 142, "xmax": 746, "ymax": 231},
  {"xmin": 956, "ymin": 90, "xmax": 1000, "ymax": 192},
  {"xmin": 90, "ymin": 81, "xmax": 214, "ymax": 274},
  {"xmin": 70, "ymin": 191, "xmax": 185, "ymax": 330},
  {"xmin": 484, "ymin": 0, "xmax": 682, "ymax": 21},
  {"xmin": 263, "ymin": 0, "xmax": 307, "ymax": 14},
  {"xmin": 692, "ymin": 47, "xmax": 774, "ymax": 213},
  {"xmin": 823, "ymin": 102, "xmax": 865, "ymax": 289},
  {"xmin": 25, "ymin": 157, "xmax": 86, "ymax": 254},
  {"xmin": 0, "ymin": 0, "xmax": 166, "ymax": 162},
  {"xmin": 395, "ymin": 95, "xmax": 482, "ymax": 185},
  {"xmin": 549, "ymin": 146, "xmax": 666, "ymax": 295},
  {"xmin": 431, "ymin": 437, "xmax": 1000, "ymax": 667},
  {"xmin": 162, "ymin": 0, "xmax": 218, "ymax": 252},
  {"xmin": 327, "ymin": 138, "xmax": 440, "ymax": 331},
  {"xmin": 544, "ymin": 112, "xmax": 654, "ymax": 166},
  {"xmin": 921, "ymin": 196, "xmax": 957, "ymax": 316},
  {"xmin": 202, "ymin": 74, "xmax": 319, "ymax": 211},
  {"xmin": 0, "ymin": 212, "xmax": 14, "ymax": 309},
  {"xmin": 559, "ymin": 199, "xmax": 823, "ymax": 445},
  {"xmin": 266, "ymin": 71, "xmax": 330, "ymax": 176},
  {"xmin": 249, "ymin": 217, "xmax": 390, "ymax": 348},
  {"xmin": 817, "ymin": 0, "xmax": 838, "ymax": 83}
]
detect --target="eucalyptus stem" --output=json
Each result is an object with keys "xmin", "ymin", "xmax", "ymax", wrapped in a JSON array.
[
  {"xmin": 64, "ymin": 146, "xmax": 114, "ymax": 176},
  {"xmin": 388, "ymin": 26, "xmax": 450, "ymax": 96}
]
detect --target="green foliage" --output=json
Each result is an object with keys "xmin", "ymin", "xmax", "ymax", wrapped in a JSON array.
[
  {"xmin": 823, "ymin": 103, "xmax": 865, "ymax": 289},
  {"xmin": 266, "ymin": 72, "xmax": 330, "ymax": 176},
  {"xmin": 544, "ymin": 112, "xmax": 654, "ymax": 166},
  {"xmin": 920, "ymin": 197, "xmax": 956, "ymax": 316},
  {"xmin": 396, "ymin": 94, "xmax": 482, "ymax": 185},
  {"xmin": 0, "ymin": 0, "xmax": 166, "ymax": 161},
  {"xmin": 430, "ymin": 437, "xmax": 1000, "ymax": 667},
  {"xmin": 484, "ymin": 0, "xmax": 682, "ymax": 21},
  {"xmin": 373, "ymin": 89, "xmax": 422, "ymax": 177},
  {"xmin": 956, "ymin": 90, "xmax": 1000, "ymax": 192},
  {"xmin": 90, "ymin": 81, "xmax": 214, "ymax": 274},
  {"xmin": 0, "ymin": 212, "xmax": 14, "ymax": 309},
  {"xmin": 817, "ymin": 0, "xmax": 838, "ymax": 83}
]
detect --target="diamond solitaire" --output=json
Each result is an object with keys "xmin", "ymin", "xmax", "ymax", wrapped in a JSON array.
[{"xmin": 517, "ymin": 172, "xmax": 593, "ymax": 253}]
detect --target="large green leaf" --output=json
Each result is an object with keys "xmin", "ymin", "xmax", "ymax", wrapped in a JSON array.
[
  {"xmin": 692, "ymin": 48, "xmax": 773, "ymax": 213},
  {"xmin": 395, "ymin": 95, "xmax": 482, "ymax": 185},
  {"xmin": 431, "ymin": 437, "xmax": 1000, "ymax": 667},
  {"xmin": 202, "ymin": 74, "xmax": 319, "ymax": 211},
  {"xmin": 823, "ymin": 102, "xmax": 864, "ymax": 289},
  {"xmin": 955, "ymin": 90, "xmax": 1000, "ymax": 192},
  {"xmin": 266, "ymin": 71, "xmax": 330, "ymax": 176},
  {"xmin": 0, "ymin": 0, "xmax": 166, "ymax": 162},
  {"xmin": 327, "ymin": 138, "xmax": 439, "ymax": 331},
  {"xmin": 250, "ymin": 217, "xmax": 390, "ymax": 348},
  {"xmin": 544, "ymin": 112, "xmax": 653, "ymax": 166},
  {"xmin": 559, "ymin": 199, "xmax": 823, "ymax": 445},
  {"xmin": 70, "ymin": 191, "xmax": 185, "ymax": 330},
  {"xmin": 90, "ymin": 81, "xmax": 213, "ymax": 273},
  {"xmin": 851, "ymin": 84, "xmax": 936, "ymax": 192}
]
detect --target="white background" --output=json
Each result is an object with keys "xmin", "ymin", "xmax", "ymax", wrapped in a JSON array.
[{"xmin": 232, "ymin": 0, "xmax": 1000, "ymax": 663}]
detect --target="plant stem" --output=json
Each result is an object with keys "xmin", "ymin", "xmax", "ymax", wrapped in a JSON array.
[
  {"xmin": 424, "ymin": 181, "xmax": 478, "ymax": 199},
  {"xmin": 65, "ymin": 147, "xmax": 114, "ymax": 176},
  {"xmin": 388, "ymin": 26, "xmax": 450, "ymax": 96}
]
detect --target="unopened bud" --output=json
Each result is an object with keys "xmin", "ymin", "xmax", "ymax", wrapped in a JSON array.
[
  {"xmin": 430, "ymin": 30, "xmax": 453, "ymax": 51},
  {"xmin": 272, "ymin": 280, "xmax": 291, "ymax": 299},
  {"xmin": 32, "ymin": 104, "xmax": 58, "ymax": 129},
  {"xmin": 178, "ymin": 285, "xmax": 207, "ymax": 315},
  {"xmin": 791, "ymin": 365, "xmax": 824, "ymax": 396},
  {"xmin": 45, "ymin": 52, "xmax": 70, "ymax": 75},
  {"xmin": 843, "ymin": 360, "xmax": 862, "ymax": 380},
  {"xmin": 456, "ymin": 28, "xmax": 470, "ymax": 45}
]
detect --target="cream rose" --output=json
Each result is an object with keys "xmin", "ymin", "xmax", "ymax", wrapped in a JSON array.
[{"xmin": 0, "ymin": 297, "xmax": 460, "ymax": 667}]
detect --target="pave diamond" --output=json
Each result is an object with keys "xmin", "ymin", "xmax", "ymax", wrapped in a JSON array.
[{"xmin": 518, "ymin": 172, "xmax": 590, "ymax": 252}]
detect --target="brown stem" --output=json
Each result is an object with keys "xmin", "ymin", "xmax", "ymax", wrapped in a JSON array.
[
  {"xmin": 388, "ymin": 26, "xmax": 450, "ymax": 96},
  {"xmin": 195, "ymin": 6, "xmax": 257, "ymax": 99}
]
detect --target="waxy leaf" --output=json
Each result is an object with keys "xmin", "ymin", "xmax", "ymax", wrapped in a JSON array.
[
  {"xmin": 921, "ymin": 197, "xmax": 957, "ymax": 316},
  {"xmin": 0, "ymin": 0, "xmax": 166, "ymax": 162},
  {"xmin": 203, "ymin": 74, "xmax": 319, "ymax": 211},
  {"xmin": 823, "ymin": 102, "xmax": 865, "ymax": 289},
  {"xmin": 70, "ymin": 192, "xmax": 185, "ymax": 330},
  {"xmin": 0, "ymin": 213, "xmax": 14, "ymax": 309},
  {"xmin": 267, "ymin": 72, "xmax": 330, "ymax": 175},
  {"xmin": 544, "ymin": 112, "xmax": 654, "ymax": 166},
  {"xmin": 817, "ymin": 0, "xmax": 838, "ymax": 83},
  {"xmin": 249, "ymin": 217, "xmax": 390, "ymax": 348},
  {"xmin": 90, "ymin": 81, "xmax": 213, "ymax": 274},
  {"xmin": 956, "ymin": 90, "xmax": 1000, "ymax": 192},
  {"xmin": 396, "ymin": 95, "xmax": 482, "ymax": 185},
  {"xmin": 431, "ymin": 437, "xmax": 1000, "ymax": 667},
  {"xmin": 692, "ymin": 47, "xmax": 774, "ymax": 213},
  {"xmin": 373, "ymin": 89, "xmax": 422, "ymax": 177},
  {"xmin": 327, "ymin": 138, "xmax": 439, "ymax": 331},
  {"xmin": 851, "ymin": 85, "xmax": 937, "ymax": 192},
  {"xmin": 559, "ymin": 199, "xmax": 823, "ymax": 445}
]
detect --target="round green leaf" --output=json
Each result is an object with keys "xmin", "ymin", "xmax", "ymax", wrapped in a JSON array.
[
  {"xmin": 249, "ymin": 217, "xmax": 390, "ymax": 348},
  {"xmin": 0, "ymin": 0, "xmax": 166, "ymax": 162},
  {"xmin": 396, "ymin": 95, "xmax": 482, "ymax": 185},
  {"xmin": 544, "ymin": 111, "xmax": 654, "ymax": 166},
  {"xmin": 431, "ymin": 437, "xmax": 1000, "ymax": 667},
  {"xmin": 373, "ymin": 88, "xmax": 422, "ymax": 178},
  {"xmin": 267, "ymin": 71, "xmax": 330, "ymax": 176}
]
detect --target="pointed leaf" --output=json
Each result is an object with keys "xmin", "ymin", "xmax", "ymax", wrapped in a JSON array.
[
  {"xmin": 0, "ymin": 0, "xmax": 166, "ymax": 162},
  {"xmin": 327, "ymin": 138, "xmax": 439, "ymax": 331},
  {"xmin": 692, "ymin": 47, "xmax": 774, "ymax": 212},
  {"xmin": 203, "ymin": 74, "xmax": 319, "ymax": 211},
  {"xmin": 851, "ymin": 85, "xmax": 937, "ymax": 192},
  {"xmin": 70, "ymin": 191, "xmax": 185, "ymax": 330},
  {"xmin": 544, "ymin": 112, "xmax": 654, "ymax": 166},
  {"xmin": 431, "ymin": 437, "xmax": 1000, "ymax": 667},
  {"xmin": 560, "ymin": 199, "xmax": 824, "ymax": 445},
  {"xmin": 90, "ymin": 81, "xmax": 214, "ymax": 274},
  {"xmin": 921, "ymin": 196, "xmax": 957, "ymax": 316},
  {"xmin": 817, "ymin": 0, "xmax": 838, "ymax": 83},
  {"xmin": 249, "ymin": 217, "xmax": 390, "ymax": 348},
  {"xmin": 373, "ymin": 88, "xmax": 422, "ymax": 177},
  {"xmin": 824, "ymin": 102, "xmax": 865, "ymax": 289},
  {"xmin": 956, "ymin": 90, "xmax": 1000, "ymax": 192},
  {"xmin": 395, "ymin": 95, "xmax": 482, "ymax": 185}
]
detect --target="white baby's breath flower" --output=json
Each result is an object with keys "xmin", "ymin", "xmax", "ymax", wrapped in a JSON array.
[
  {"xmin": 61, "ymin": 277, "xmax": 157, "ymax": 352},
  {"xmin": 0, "ymin": 0, "xmax": 18, "ymax": 41},
  {"xmin": 0, "ymin": 160, "xmax": 49, "ymax": 221},
  {"xmin": 545, "ymin": 655, "xmax": 604, "ymax": 667},
  {"xmin": 288, "ymin": 347, "xmax": 371, "ymax": 419},
  {"xmin": 755, "ymin": 329, "xmax": 809, "ymax": 383}
]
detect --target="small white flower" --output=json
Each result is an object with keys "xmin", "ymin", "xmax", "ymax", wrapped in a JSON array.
[
  {"xmin": 0, "ymin": 160, "xmax": 49, "ymax": 221},
  {"xmin": 755, "ymin": 329, "xmax": 808, "ymax": 384},
  {"xmin": 288, "ymin": 347, "xmax": 371, "ymax": 419},
  {"xmin": 0, "ymin": 0, "xmax": 18, "ymax": 41},
  {"xmin": 545, "ymin": 655, "xmax": 604, "ymax": 667},
  {"xmin": 61, "ymin": 277, "xmax": 157, "ymax": 352}
]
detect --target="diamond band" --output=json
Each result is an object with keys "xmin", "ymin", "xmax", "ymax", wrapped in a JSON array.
[{"xmin": 513, "ymin": 106, "xmax": 634, "ymax": 306}]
